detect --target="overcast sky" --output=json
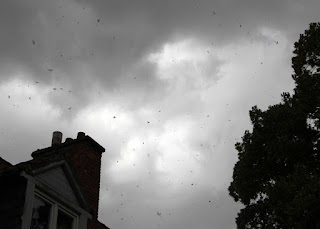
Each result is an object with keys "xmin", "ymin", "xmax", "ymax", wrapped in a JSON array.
[{"xmin": 1, "ymin": 0, "xmax": 320, "ymax": 228}]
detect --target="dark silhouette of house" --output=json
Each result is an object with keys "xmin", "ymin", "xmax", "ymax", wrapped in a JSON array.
[{"xmin": 0, "ymin": 131, "xmax": 110, "ymax": 229}]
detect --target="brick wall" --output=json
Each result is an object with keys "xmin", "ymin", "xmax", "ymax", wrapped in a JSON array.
[{"xmin": 66, "ymin": 141, "xmax": 103, "ymax": 225}]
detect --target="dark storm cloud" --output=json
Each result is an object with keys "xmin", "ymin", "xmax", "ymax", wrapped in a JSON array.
[
  {"xmin": 0, "ymin": 0, "xmax": 168, "ymax": 115},
  {"xmin": 1, "ymin": 0, "xmax": 319, "ymax": 116},
  {"xmin": 1, "ymin": 0, "xmax": 319, "ymax": 80},
  {"xmin": 78, "ymin": 0, "xmax": 320, "ymax": 45}
]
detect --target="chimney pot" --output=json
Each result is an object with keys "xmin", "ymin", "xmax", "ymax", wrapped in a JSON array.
[
  {"xmin": 52, "ymin": 131, "xmax": 63, "ymax": 146},
  {"xmin": 65, "ymin": 137, "xmax": 73, "ymax": 143},
  {"xmin": 77, "ymin": 132, "xmax": 85, "ymax": 139}
]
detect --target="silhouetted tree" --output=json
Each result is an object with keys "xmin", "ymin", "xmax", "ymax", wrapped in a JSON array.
[{"xmin": 229, "ymin": 22, "xmax": 320, "ymax": 229}]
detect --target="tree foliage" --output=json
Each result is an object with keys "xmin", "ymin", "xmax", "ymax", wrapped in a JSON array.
[{"xmin": 229, "ymin": 23, "xmax": 320, "ymax": 229}]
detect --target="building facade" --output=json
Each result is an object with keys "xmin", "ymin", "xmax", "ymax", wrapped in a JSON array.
[{"xmin": 0, "ymin": 131, "xmax": 109, "ymax": 229}]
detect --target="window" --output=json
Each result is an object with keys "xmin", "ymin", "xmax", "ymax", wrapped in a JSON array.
[
  {"xmin": 57, "ymin": 209, "xmax": 75, "ymax": 229},
  {"xmin": 30, "ymin": 196, "xmax": 51, "ymax": 229},
  {"xmin": 30, "ymin": 192, "xmax": 78, "ymax": 229}
]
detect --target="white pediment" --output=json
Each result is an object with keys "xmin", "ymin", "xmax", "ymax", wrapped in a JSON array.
[
  {"xmin": 32, "ymin": 161, "xmax": 88, "ymax": 211},
  {"xmin": 35, "ymin": 165, "xmax": 79, "ymax": 205}
]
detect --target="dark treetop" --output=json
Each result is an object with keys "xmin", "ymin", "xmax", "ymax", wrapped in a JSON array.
[{"xmin": 229, "ymin": 22, "xmax": 320, "ymax": 229}]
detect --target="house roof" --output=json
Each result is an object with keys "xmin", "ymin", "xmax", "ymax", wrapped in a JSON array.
[
  {"xmin": 0, "ymin": 157, "xmax": 12, "ymax": 168},
  {"xmin": 0, "ymin": 132, "xmax": 110, "ymax": 228},
  {"xmin": 0, "ymin": 133, "xmax": 105, "ymax": 209},
  {"xmin": 0, "ymin": 133, "xmax": 105, "ymax": 173},
  {"xmin": 31, "ymin": 134, "xmax": 105, "ymax": 159},
  {"xmin": 0, "ymin": 157, "xmax": 19, "ymax": 176}
]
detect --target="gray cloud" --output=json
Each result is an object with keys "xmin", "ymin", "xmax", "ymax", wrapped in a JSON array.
[
  {"xmin": 99, "ymin": 186, "xmax": 242, "ymax": 229},
  {"xmin": 1, "ymin": 0, "xmax": 317, "ymax": 117}
]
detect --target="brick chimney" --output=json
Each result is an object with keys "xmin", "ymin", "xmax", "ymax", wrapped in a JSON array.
[{"xmin": 67, "ymin": 132, "xmax": 104, "ymax": 222}]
